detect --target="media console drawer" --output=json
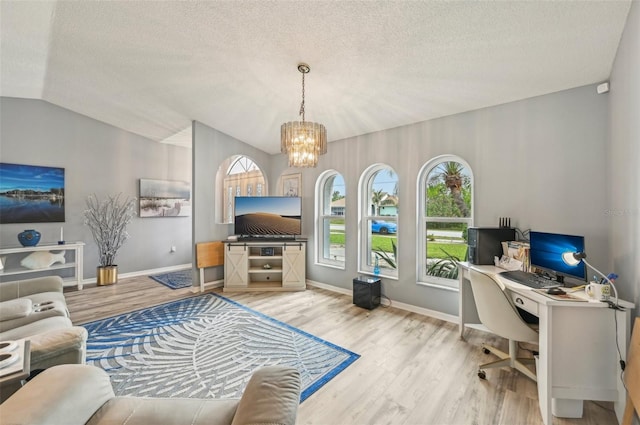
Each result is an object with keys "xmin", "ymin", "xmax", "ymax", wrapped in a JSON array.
[{"xmin": 510, "ymin": 292, "xmax": 538, "ymax": 316}]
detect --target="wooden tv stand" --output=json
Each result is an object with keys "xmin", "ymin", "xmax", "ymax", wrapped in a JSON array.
[{"xmin": 223, "ymin": 240, "xmax": 305, "ymax": 292}]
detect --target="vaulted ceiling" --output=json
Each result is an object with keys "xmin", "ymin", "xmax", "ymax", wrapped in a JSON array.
[{"xmin": 0, "ymin": 1, "xmax": 631, "ymax": 152}]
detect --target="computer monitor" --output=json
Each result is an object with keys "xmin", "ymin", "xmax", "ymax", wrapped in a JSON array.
[{"xmin": 529, "ymin": 231, "xmax": 586, "ymax": 281}]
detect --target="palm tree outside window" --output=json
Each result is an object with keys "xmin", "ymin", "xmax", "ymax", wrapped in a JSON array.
[{"xmin": 417, "ymin": 155, "xmax": 473, "ymax": 288}]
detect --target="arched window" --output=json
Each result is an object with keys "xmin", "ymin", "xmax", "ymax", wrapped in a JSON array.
[
  {"xmin": 359, "ymin": 164, "xmax": 398, "ymax": 278},
  {"xmin": 315, "ymin": 170, "xmax": 346, "ymax": 268},
  {"xmin": 215, "ymin": 155, "xmax": 266, "ymax": 224},
  {"xmin": 417, "ymin": 155, "xmax": 473, "ymax": 288}
]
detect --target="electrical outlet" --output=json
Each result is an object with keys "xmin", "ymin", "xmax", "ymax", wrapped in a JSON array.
[{"xmin": 170, "ymin": 246, "xmax": 176, "ymax": 253}]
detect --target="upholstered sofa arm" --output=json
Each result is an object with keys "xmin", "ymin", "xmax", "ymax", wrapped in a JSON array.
[
  {"xmin": 29, "ymin": 326, "xmax": 88, "ymax": 369},
  {"xmin": 231, "ymin": 366, "xmax": 301, "ymax": 425},
  {"xmin": 0, "ymin": 364, "xmax": 115, "ymax": 425},
  {"xmin": 0, "ymin": 276, "xmax": 64, "ymax": 302}
]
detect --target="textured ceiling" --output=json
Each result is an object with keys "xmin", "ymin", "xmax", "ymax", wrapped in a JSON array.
[{"xmin": 0, "ymin": 1, "xmax": 632, "ymax": 152}]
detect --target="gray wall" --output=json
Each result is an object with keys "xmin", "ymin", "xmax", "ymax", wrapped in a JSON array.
[
  {"xmin": 297, "ymin": 85, "xmax": 609, "ymax": 316},
  {"xmin": 0, "ymin": 98, "xmax": 192, "ymax": 278},
  {"xmin": 190, "ymin": 84, "xmax": 611, "ymax": 317},
  {"xmin": 192, "ymin": 120, "xmax": 272, "ymax": 283},
  {"xmin": 609, "ymin": 0, "xmax": 640, "ymax": 314}
]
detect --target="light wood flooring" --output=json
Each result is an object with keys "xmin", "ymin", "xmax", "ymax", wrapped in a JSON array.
[{"xmin": 65, "ymin": 277, "xmax": 618, "ymax": 425}]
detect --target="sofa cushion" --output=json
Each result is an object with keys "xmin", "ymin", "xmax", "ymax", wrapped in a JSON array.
[
  {"xmin": 0, "ymin": 298, "xmax": 32, "ymax": 321},
  {"xmin": 0, "ymin": 276, "xmax": 63, "ymax": 302},
  {"xmin": 21, "ymin": 291, "xmax": 67, "ymax": 306},
  {"xmin": 87, "ymin": 397, "xmax": 240, "ymax": 425},
  {"xmin": 231, "ymin": 366, "xmax": 301, "ymax": 425},
  {"xmin": 0, "ymin": 316, "xmax": 72, "ymax": 341},
  {"xmin": 0, "ymin": 299, "xmax": 68, "ymax": 333},
  {"xmin": 0, "ymin": 364, "xmax": 115, "ymax": 425}
]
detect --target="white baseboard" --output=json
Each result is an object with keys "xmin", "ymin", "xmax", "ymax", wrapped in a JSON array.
[
  {"xmin": 81, "ymin": 263, "xmax": 192, "ymax": 286},
  {"xmin": 305, "ymin": 279, "xmax": 458, "ymax": 325}
]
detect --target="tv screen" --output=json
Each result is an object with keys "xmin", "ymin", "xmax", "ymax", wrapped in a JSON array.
[
  {"xmin": 234, "ymin": 196, "xmax": 301, "ymax": 237},
  {"xmin": 529, "ymin": 231, "xmax": 586, "ymax": 281}
]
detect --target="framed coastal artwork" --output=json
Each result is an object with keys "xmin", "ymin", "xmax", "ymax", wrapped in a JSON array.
[
  {"xmin": 282, "ymin": 173, "xmax": 301, "ymax": 197},
  {"xmin": 139, "ymin": 179, "xmax": 191, "ymax": 217},
  {"xmin": 0, "ymin": 162, "xmax": 65, "ymax": 224}
]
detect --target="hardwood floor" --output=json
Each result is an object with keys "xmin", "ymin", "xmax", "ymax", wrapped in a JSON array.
[{"xmin": 65, "ymin": 277, "xmax": 618, "ymax": 425}]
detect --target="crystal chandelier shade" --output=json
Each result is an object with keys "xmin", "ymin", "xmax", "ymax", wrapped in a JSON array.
[
  {"xmin": 280, "ymin": 63, "xmax": 327, "ymax": 168},
  {"xmin": 280, "ymin": 121, "xmax": 327, "ymax": 168}
]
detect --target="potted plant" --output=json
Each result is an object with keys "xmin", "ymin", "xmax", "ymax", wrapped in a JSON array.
[{"xmin": 84, "ymin": 193, "xmax": 136, "ymax": 285}]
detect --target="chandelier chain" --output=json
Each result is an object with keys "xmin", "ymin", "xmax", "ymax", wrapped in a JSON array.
[{"xmin": 299, "ymin": 71, "xmax": 306, "ymax": 122}]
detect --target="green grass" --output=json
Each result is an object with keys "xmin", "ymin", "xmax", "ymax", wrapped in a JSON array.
[
  {"xmin": 427, "ymin": 242, "xmax": 467, "ymax": 260},
  {"xmin": 328, "ymin": 233, "xmax": 468, "ymax": 260}
]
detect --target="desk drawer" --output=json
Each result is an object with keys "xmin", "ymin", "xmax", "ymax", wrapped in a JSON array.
[{"xmin": 510, "ymin": 292, "xmax": 538, "ymax": 316}]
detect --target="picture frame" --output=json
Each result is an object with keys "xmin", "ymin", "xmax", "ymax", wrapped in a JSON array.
[
  {"xmin": 139, "ymin": 178, "xmax": 191, "ymax": 217},
  {"xmin": 0, "ymin": 163, "xmax": 65, "ymax": 224},
  {"xmin": 282, "ymin": 173, "xmax": 301, "ymax": 197}
]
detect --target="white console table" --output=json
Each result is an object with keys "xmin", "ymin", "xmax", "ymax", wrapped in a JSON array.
[
  {"xmin": 458, "ymin": 262, "xmax": 634, "ymax": 425},
  {"xmin": 0, "ymin": 242, "xmax": 85, "ymax": 290}
]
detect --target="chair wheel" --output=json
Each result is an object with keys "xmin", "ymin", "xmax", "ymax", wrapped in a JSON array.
[
  {"xmin": 483, "ymin": 347, "xmax": 490, "ymax": 355},
  {"xmin": 478, "ymin": 370, "xmax": 486, "ymax": 380}
]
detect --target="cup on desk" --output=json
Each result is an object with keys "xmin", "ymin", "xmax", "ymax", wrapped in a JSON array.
[{"xmin": 585, "ymin": 282, "xmax": 610, "ymax": 301}]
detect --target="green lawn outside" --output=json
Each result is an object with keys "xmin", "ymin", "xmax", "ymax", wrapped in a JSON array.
[
  {"xmin": 427, "ymin": 242, "xmax": 467, "ymax": 260},
  {"xmin": 328, "ymin": 233, "xmax": 467, "ymax": 260}
]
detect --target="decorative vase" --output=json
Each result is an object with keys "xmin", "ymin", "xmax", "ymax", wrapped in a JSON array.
[
  {"xmin": 18, "ymin": 229, "xmax": 41, "ymax": 247},
  {"xmin": 97, "ymin": 265, "xmax": 118, "ymax": 286}
]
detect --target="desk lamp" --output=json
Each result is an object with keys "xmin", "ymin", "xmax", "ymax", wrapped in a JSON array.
[{"xmin": 562, "ymin": 251, "xmax": 620, "ymax": 307}]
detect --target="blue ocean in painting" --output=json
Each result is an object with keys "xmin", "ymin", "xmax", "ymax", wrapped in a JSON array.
[{"xmin": 0, "ymin": 163, "xmax": 65, "ymax": 223}]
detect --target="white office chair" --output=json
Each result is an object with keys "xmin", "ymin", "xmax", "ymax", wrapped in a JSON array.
[{"xmin": 469, "ymin": 268, "xmax": 539, "ymax": 382}]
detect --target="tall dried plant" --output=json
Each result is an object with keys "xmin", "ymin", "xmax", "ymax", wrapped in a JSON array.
[{"xmin": 84, "ymin": 194, "xmax": 137, "ymax": 267}]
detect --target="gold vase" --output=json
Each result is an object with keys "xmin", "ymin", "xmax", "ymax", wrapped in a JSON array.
[{"xmin": 97, "ymin": 265, "xmax": 118, "ymax": 286}]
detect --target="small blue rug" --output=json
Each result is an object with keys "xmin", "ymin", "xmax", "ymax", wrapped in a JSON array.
[
  {"xmin": 83, "ymin": 294, "xmax": 359, "ymax": 402},
  {"xmin": 149, "ymin": 269, "xmax": 192, "ymax": 289}
]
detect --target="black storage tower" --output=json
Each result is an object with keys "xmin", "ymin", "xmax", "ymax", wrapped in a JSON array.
[{"xmin": 467, "ymin": 227, "xmax": 516, "ymax": 265}]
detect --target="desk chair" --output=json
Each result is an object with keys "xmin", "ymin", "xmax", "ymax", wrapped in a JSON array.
[{"xmin": 469, "ymin": 269, "xmax": 539, "ymax": 382}]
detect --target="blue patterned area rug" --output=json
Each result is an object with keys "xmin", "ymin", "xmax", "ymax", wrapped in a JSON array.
[
  {"xmin": 83, "ymin": 294, "xmax": 359, "ymax": 402},
  {"xmin": 149, "ymin": 269, "xmax": 192, "ymax": 289}
]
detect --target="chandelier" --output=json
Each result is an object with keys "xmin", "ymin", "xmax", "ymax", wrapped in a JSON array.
[{"xmin": 280, "ymin": 63, "xmax": 327, "ymax": 168}]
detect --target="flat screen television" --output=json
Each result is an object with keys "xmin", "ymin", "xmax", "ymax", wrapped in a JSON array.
[
  {"xmin": 234, "ymin": 196, "xmax": 302, "ymax": 238},
  {"xmin": 529, "ymin": 231, "xmax": 586, "ymax": 281}
]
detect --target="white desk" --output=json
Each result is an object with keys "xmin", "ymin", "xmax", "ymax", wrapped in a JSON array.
[{"xmin": 458, "ymin": 262, "xmax": 634, "ymax": 425}]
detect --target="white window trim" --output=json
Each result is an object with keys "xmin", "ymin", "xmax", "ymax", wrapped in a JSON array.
[
  {"xmin": 315, "ymin": 170, "xmax": 345, "ymax": 269},
  {"xmin": 416, "ymin": 154, "xmax": 474, "ymax": 289},
  {"xmin": 358, "ymin": 163, "xmax": 398, "ymax": 279}
]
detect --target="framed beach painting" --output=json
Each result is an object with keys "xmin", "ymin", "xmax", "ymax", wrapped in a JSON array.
[
  {"xmin": 139, "ymin": 179, "xmax": 191, "ymax": 217},
  {"xmin": 0, "ymin": 163, "xmax": 65, "ymax": 224}
]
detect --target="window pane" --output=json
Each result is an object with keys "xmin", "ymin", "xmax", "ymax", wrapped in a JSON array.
[
  {"xmin": 328, "ymin": 175, "xmax": 345, "ymax": 216},
  {"xmin": 321, "ymin": 217, "xmax": 345, "ymax": 262},
  {"xmin": 362, "ymin": 166, "xmax": 398, "ymax": 277},
  {"xmin": 425, "ymin": 162, "xmax": 471, "ymax": 218},
  {"xmin": 318, "ymin": 171, "xmax": 346, "ymax": 267},
  {"xmin": 369, "ymin": 218, "xmax": 397, "ymax": 269},
  {"xmin": 424, "ymin": 221, "xmax": 468, "ymax": 279},
  {"xmin": 371, "ymin": 170, "xmax": 398, "ymax": 217}
]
